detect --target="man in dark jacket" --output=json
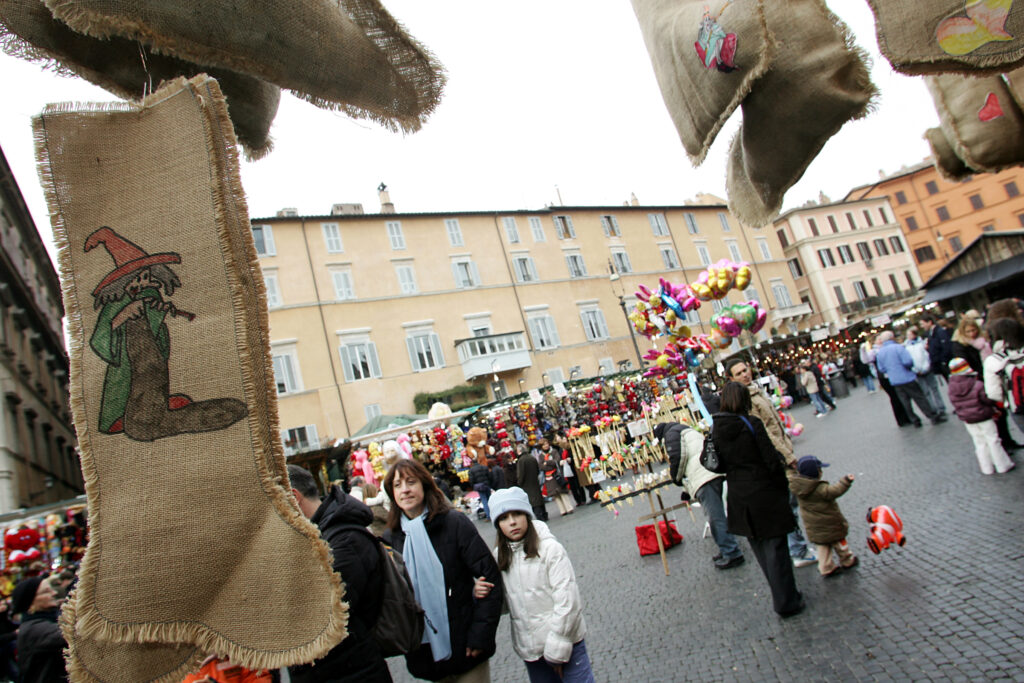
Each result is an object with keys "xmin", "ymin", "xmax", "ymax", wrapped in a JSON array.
[
  {"xmin": 921, "ymin": 314, "xmax": 954, "ymax": 380},
  {"xmin": 515, "ymin": 446, "xmax": 547, "ymax": 521},
  {"xmin": 287, "ymin": 464, "xmax": 391, "ymax": 683},
  {"xmin": 12, "ymin": 576, "xmax": 67, "ymax": 683}
]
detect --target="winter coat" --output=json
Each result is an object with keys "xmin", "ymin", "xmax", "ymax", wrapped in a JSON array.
[
  {"xmin": 747, "ymin": 384, "xmax": 795, "ymax": 467},
  {"xmin": 468, "ymin": 463, "xmax": 492, "ymax": 493},
  {"xmin": 540, "ymin": 453, "xmax": 568, "ymax": 495},
  {"xmin": 17, "ymin": 610, "xmax": 67, "ymax": 683},
  {"xmin": 711, "ymin": 413, "xmax": 795, "ymax": 540},
  {"xmin": 983, "ymin": 341, "xmax": 1024, "ymax": 412},
  {"xmin": 493, "ymin": 521, "xmax": 586, "ymax": 664},
  {"xmin": 789, "ymin": 475, "xmax": 852, "ymax": 545},
  {"xmin": 948, "ymin": 374, "xmax": 998, "ymax": 424},
  {"xmin": 490, "ymin": 465, "xmax": 507, "ymax": 490},
  {"xmin": 517, "ymin": 452, "xmax": 544, "ymax": 507},
  {"xmin": 927, "ymin": 325, "xmax": 954, "ymax": 371},
  {"xmin": 673, "ymin": 425, "xmax": 722, "ymax": 497},
  {"xmin": 800, "ymin": 370, "xmax": 819, "ymax": 394},
  {"xmin": 382, "ymin": 510, "xmax": 503, "ymax": 681},
  {"xmin": 290, "ymin": 487, "xmax": 389, "ymax": 683},
  {"xmin": 875, "ymin": 341, "xmax": 918, "ymax": 386},
  {"xmin": 952, "ymin": 341, "xmax": 983, "ymax": 375},
  {"xmin": 904, "ymin": 339, "xmax": 931, "ymax": 374}
]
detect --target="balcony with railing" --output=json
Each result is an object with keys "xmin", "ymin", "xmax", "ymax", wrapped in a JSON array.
[
  {"xmin": 838, "ymin": 292, "xmax": 909, "ymax": 316},
  {"xmin": 454, "ymin": 331, "xmax": 532, "ymax": 381},
  {"xmin": 771, "ymin": 302, "xmax": 813, "ymax": 321}
]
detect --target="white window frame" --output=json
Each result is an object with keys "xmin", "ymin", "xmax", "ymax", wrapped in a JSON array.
[
  {"xmin": 853, "ymin": 281, "xmax": 869, "ymax": 300},
  {"xmin": 386, "ymin": 220, "xmax": 406, "ymax": 250},
  {"xmin": 726, "ymin": 240, "xmax": 742, "ymax": 263},
  {"xmin": 648, "ymin": 213, "xmax": 669, "ymax": 236},
  {"xmin": 445, "ymin": 218, "xmax": 464, "ymax": 247},
  {"xmin": 611, "ymin": 249, "xmax": 632, "ymax": 274},
  {"xmin": 338, "ymin": 336, "xmax": 382, "ymax": 382},
  {"xmin": 330, "ymin": 267, "xmax": 355, "ymax": 300},
  {"xmin": 503, "ymin": 216, "xmax": 521, "ymax": 244},
  {"xmin": 756, "ymin": 237, "xmax": 772, "ymax": 261},
  {"xmin": 771, "ymin": 280, "xmax": 793, "ymax": 308},
  {"xmin": 598, "ymin": 357, "xmax": 614, "ymax": 375},
  {"xmin": 545, "ymin": 367, "xmax": 566, "ymax": 384},
  {"xmin": 788, "ymin": 258, "xmax": 804, "ymax": 279},
  {"xmin": 464, "ymin": 313, "xmax": 493, "ymax": 337},
  {"xmin": 660, "ymin": 245, "xmax": 680, "ymax": 269},
  {"xmin": 512, "ymin": 255, "xmax": 539, "ymax": 283},
  {"xmin": 263, "ymin": 270, "xmax": 281, "ymax": 309},
  {"xmin": 395, "ymin": 263, "xmax": 418, "ymax": 294},
  {"xmin": 817, "ymin": 248, "xmax": 836, "ymax": 268},
  {"xmin": 565, "ymin": 251, "xmax": 587, "ymax": 278},
  {"xmin": 718, "ymin": 212, "xmax": 731, "ymax": 232},
  {"xmin": 271, "ymin": 345, "xmax": 302, "ymax": 395},
  {"xmin": 600, "ymin": 215, "xmax": 621, "ymax": 237},
  {"xmin": 529, "ymin": 216, "xmax": 546, "ymax": 242},
  {"xmin": 837, "ymin": 244, "xmax": 855, "ymax": 264},
  {"xmin": 527, "ymin": 312, "xmax": 561, "ymax": 350},
  {"xmin": 579, "ymin": 306, "xmax": 610, "ymax": 341},
  {"xmin": 252, "ymin": 224, "xmax": 276, "ymax": 256},
  {"xmin": 364, "ymin": 404, "xmax": 382, "ymax": 421},
  {"xmin": 322, "ymin": 222, "xmax": 343, "ymax": 253},
  {"xmin": 281, "ymin": 424, "xmax": 319, "ymax": 456},
  {"xmin": 553, "ymin": 215, "xmax": 576, "ymax": 239},
  {"xmin": 684, "ymin": 213, "xmax": 700, "ymax": 234},
  {"xmin": 406, "ymin": 328, "xmax": 445, "ymax": 372},
  {"xmin": 696, "ymin": 243, "xmax": 711, "ymax": 266},
  {"xmin": 451, "ymin": 258, "xmax": 481, "ymax": 289}
]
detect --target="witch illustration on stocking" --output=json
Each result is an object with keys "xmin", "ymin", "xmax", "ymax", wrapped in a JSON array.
[{"xmin": 86, "ymin": 227, "xmax": 248, "ymax": 442}]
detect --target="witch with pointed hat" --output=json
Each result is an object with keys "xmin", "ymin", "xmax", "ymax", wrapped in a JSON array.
[{"xmin": 86, "ymin": 226, "xmax": 247, "ymax": 442}]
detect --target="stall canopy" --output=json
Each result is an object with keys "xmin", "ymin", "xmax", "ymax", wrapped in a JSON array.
[
  {"xmin": 921, "ymin": 231, "xmax": 1024, "ymax": 304},
  {"xmin": 351, "ymin": 413, "xmax": 426, "ymax": 437}
]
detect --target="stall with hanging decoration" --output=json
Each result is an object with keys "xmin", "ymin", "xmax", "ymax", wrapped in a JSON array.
[{"xmin": 0, "ymin": 497, "xmax": 88, "ymax": 592}]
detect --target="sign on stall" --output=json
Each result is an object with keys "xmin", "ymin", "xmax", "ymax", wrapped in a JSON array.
[
  {"xmin": 627, "ymin": 419, "xmax": 650, "ymax": 438},
  {"xmin": 528, "ymin": 388, "xmax": 543, "ymax": 404},
  {"xmin": 811, "ymin": 328, "xmax": 829, "ymax": 342},
  {"xmin": 871, "ymin": 314, "xmax": 892, "ymax": 326},
  {"xmin": 553, "ymin": 382, "xmax": 568, "ymax": 397}
]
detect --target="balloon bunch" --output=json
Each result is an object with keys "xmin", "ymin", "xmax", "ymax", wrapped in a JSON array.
[
  {"xmin": 710, "ymin": 300, "xmax": 767, "ymax": 338},
  {"xmin": 690, "ymin": 259, "xmax": 752, "ymax": 300},
  {"xmin": 640, "ymin": 340, "xmax": 707, "ymax": 379},
  {"xmin": 778, "ymin": 411, "xmax": 804, "ymax": 437},
  {"xmin": 630, "ymin": 278, "xmax": 701, "ymax": 340},
  {"xmin": 772, "ymin": 393, "xmax": 795, "ymax": 410}
]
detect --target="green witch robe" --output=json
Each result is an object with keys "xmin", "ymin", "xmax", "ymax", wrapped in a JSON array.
[{"xmin": 90, "ymin": 286, "xmax": 170, "ymax": 432}]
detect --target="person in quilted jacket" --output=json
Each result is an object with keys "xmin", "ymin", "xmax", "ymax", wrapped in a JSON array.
[{"xmin": 947, "ymin": 358, "xmax": 1015, "ymax": 475}]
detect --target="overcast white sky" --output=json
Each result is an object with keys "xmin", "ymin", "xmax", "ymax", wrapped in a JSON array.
[{"xmin": 1, "ymin": 1, "xmax": 937, "ymax": 263}]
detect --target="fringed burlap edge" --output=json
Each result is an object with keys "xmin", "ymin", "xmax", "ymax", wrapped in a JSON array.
[
  {"xmin": 33, "ymin": 75, "xmax": 349, "ymax": 671},
  {"xmin": 866, "ymin": 0, "xmax": 1024, "ymax": 76},
  {"xmin": 44, "ymin": 0, "xmax": 446, "ymax": 133},
  {"xmin": 924, "ymin": 127, "xmax": 974, "ymax": 181},
  {"xmin": 725, "ymin": 0, "xmax": 879, "ymax": 227}
]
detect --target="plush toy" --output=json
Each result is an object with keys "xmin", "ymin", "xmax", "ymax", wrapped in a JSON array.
[
  {"xmin": 396, "ymin": 433, "xmax": 413, "ymax": 458},
  {"xmin": 353, "ymin": 448, "xmax": 379, "ymax": 487},
  {"xmin": 382, "ymin": 440, "xmax": 404, "ymax": 467},
  {"xmin": 427, "ymin": 401, "xmax": 453, "ymax": 421},
  {"xmin": 867, "ymin": 505, "xmax": 905, "ymax": 554},
  {"xmin": 465, "ymin": 427, "xmax": 493, "ymax": 462}
]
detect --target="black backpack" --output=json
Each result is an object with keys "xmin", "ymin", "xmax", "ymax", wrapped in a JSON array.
[
  {"xmin": 699, "ymin": 433, "xmax": 726, "ymax": 474},
  {"xmin": 340, "ymin": 526, "xmax": 428, "ymax": 657}
]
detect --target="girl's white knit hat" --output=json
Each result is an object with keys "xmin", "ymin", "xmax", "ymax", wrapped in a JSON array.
[{"xmin": 489, "ymin": 487, "xmax": 534, "ymax": 527}]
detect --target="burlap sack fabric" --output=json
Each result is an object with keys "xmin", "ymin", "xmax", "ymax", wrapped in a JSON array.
[
  {"xmin": 0, "ymin": 0, "xmax": 280, "ymax": 159},
  {"xmin": 925, "ymin": 126, "xmax": 974, "ymax": 179},
  {"xmin": 726, "ymin": 0, "xmax": 876, "ymax": 226},
  {"xmin": 34, "ymin": 75, "xmax": 348, "ymax": 671},
  {"xmin": 44, "ymin": 0, "xmax": 446, "ymax": 132},
  {"xmin": 925, "ymin": 71, "xmax": 1024, "ymax": 172},
  {"xmin": 630, "ymin": 0, "xmax": 774, "ymax": 164},
  {"xmin": 868, "ymin": 0, "xmax": 1024, "ymax": 75}
]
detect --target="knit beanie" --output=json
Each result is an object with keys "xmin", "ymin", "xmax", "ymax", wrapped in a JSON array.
[
  {"xmin": 948, "ymin": 357, "xmax": 972, "ymax": 375},
  {"xmin": 10, "ymin": 576, "xmax": 43, "ymax": 616},
  {"xmin": 488, "ymin": 487, "xmax": 534, "ymax": 528}
]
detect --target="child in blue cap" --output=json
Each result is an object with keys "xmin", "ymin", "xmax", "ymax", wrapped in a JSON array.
[{"xmin": 790, "ymin": 456, "xmax": 858, "ymax": 577}]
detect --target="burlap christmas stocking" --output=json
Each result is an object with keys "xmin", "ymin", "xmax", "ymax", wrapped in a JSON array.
[
  {"xmin": 867, "ymin": 0, "xmax": 1024, "ymax": 75},
  {"xmin": 726, "ymin": 0, "xmax": 876, "ymax": 226},
  {"xmin": 44, "ymin": 0, "xmax": 445, "ymax": 132},
  {"xmin": 0, "ymin": 0, "xmax": 279, "ymax": 159},
  {"xmin": 34, "ymin": 75, "xmax": 348, "ymax": 670},
  {"xmin": 925, "ymin": 126, "xmax": 974, "ymax": 179},
  {"xmin": 630, "ymin": 0, "xmax": 774, "ymax": 164},
  {"xmin": 925, "ymin": 71, "xmax": 1024, "ymax": 171}
]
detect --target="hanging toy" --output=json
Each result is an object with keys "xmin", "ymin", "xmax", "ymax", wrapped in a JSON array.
[{"xmin": 866, "ymin": 505, "xmax": 905, "ymax": 554}]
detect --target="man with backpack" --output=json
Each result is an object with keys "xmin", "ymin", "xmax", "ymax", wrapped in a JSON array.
[
  {"xmin": 286, "ymin": 464, "xmax": 393, "ymax": 682},
  {"xmin": 653, "ymin": 421, "xmax": 744, "ymax": 569}
]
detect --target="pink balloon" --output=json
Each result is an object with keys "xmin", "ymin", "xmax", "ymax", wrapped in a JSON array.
[{"xmin": 751, "ymin": 309, "xmax": 768, "ymax": 333}]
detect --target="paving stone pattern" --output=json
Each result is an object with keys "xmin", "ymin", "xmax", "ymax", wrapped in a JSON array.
[{"xmin": 388, "ymin": 384, "xmax": 1024, "ymax": 681}]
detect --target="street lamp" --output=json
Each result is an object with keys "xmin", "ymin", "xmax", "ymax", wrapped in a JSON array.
[{"xmin": 608, "ymin": 261, "xmax": 645, "ymax": 370}]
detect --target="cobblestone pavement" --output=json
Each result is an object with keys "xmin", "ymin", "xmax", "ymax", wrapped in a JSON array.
[{"xmin": 389, "ymin": 383, "xmax": 1024, "ymax": 682}]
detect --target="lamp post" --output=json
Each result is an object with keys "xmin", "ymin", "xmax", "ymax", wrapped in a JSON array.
[{"xmin": 609, "ymin": 262, "xmax": 645, "ymax": 370}]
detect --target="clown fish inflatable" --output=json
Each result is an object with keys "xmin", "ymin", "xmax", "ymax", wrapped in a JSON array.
[{"xmin": 867, "ymin": 505, "xmax": 905, "ymax": 554}]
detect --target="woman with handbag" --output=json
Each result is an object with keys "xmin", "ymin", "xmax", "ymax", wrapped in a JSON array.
[{"xmin": 711, "ymin": 382, "xmax": 804, "ymax": 618}]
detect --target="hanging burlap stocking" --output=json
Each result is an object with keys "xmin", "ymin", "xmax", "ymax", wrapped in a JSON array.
[
  {"xmin": 0, "ymin": 0, "xmax": 279, "ymax": 159},
  {"xmin": 34, "ymin": 75, "xmax": 348, "ymax": 670},
  {"xmin": 1000, "ymin": 65, "xmax": 1024, "ymax": 107},
  {"xmin": 867, "ymin": 0, "xmax": 1024, "ymax": 75},
  {"xmin": 44, "ymin": 0, "xmax": 445, "ymax": 132},
  {"xmin": 726, "ymin": 0, "xmax": 876, "ymax": 226},
  {"xmin": 630, "ymin": 0, "xmax": 774, "ymax": 164},
  {"xmin": 925, "ymin": 126, "xmax": 975, "ymax": 179},
  {"xmin": 925, "ymin": 71, "xmax": 1024, "ymax": 171}
]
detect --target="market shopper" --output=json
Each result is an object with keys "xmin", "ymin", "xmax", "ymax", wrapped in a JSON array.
[
  {"xmin": 952, "ymin": 316, "xmax": 990, "ymax": 374},
  {"xmin": 488, "ymin": 487, "xmax": 595, "ymax": 683},
  {"xmin": 984, "ymin": 318, "xmax": 1024, "ymax": 440},
  {"xmin": 947, "ymin": 359, "xmax": 1015, "ymax": 475},
  {"xmin": 874, "ymin": 331, "xmax": 947, "ymax": 428},
  {"xmin": 538, "ymin": 439, "xmax": 575, "ymax": 517},
  {"xmin": 726, "ymin": 359, "xmax": 816, "ymax": 569},
  {"xmin": 857, "ymin": 341, "xmax": 878, "ymax": 393},
  {"xmin": 553, "ymin": 433, "xmax": 587, "ymax": 506},
  {"xmin": 712, "ymin": 382, "xmax": 804, "ymax": 618},
  {"xmin": 920, "ymin": 314, "xmax": 954, "ymax": 380},
  {"xmin": 11, "ymin": 575, "xmax": 67, "ymax": 683},
  {"xmin": 516, "ymin": 443, "xmax": 548, "ymax": 521},
  {"xmin": 655, "ymin": 421, "xmax": 744, "ymax": 569},
  {"xmin": 286, "ymin": 464, "xmax": 391, "ymax": 683},
  {"xmin": 383, "ymin": 459, "xmax": 503, "ymax": 683},
  {"xmin": 790, "ymin": 456, "xmax": 858, "ymax": 578},
  {"xmin": 800, "ymin": 362, "xmax": 831, "ymax": 417},
  {"xmin": 905, "ymin": 327, "xmax": 947, "ymax": 418}
]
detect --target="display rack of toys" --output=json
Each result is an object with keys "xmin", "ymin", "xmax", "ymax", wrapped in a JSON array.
[{"xmin": 0, "ymin": 504, "xmax": 87, "ymax": 589}]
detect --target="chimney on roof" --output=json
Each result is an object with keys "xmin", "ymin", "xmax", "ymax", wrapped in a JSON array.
[
  {"xmin": 378, "ymin": 182, "xmax": 395, "ymax": 214},
  {"xmin": 878, "ymin": 169, "xmax": 886, "ymax": 179},
  {"xmin": 331, "ymin": 203, "xmax": 364, "ymax": 215},
  {"xmin": 276, "ymin": 207, "xmax": 298, "ymax": 217},
  {"xmin": 630, "ymin": 192, "xmax": 639, "ymax": 206},
  {"xmin": 818, "ymin": 191, "xmax": 831, "ymax": 204}
]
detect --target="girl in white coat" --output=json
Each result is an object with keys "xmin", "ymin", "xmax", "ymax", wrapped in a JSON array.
[{"xmin": 488, "ymin": 487, "xmax": 594, "ymax": 683}]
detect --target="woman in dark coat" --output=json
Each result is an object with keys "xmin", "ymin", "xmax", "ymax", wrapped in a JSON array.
[
  {"xmin": 712, "ymin": 382, "xmax": 804, "ymax": 617},
  {"xmin": 515, "ymin": 444, "xmax": 547, "ymax": 521},
  {"xmin": 876, "ymin": 371, "xmax": 913, "ymax": 426},
  {"xmin": 383, "ymin": 459, "xmax": 503, "ymax": 682}
]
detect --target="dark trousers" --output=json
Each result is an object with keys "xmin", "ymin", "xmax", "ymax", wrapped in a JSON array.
[
  {"xmin": 748, "ymin": 535, "xmax": 802, "ymax": 615},
  {"xmin": 894, "ymin": 380, "xmax": 939, "ymax": 424},
  {"xmin": 532, "ymin": 504, "xmax": 549, "ymax": 522},
  {"xmin": 566, "ymin": 475, "xmax": 587, "ymax": 505}
]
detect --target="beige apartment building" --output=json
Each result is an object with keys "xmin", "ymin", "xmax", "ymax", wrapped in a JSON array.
[
  {"xmin": 255, "ymin": 196, "xmax": 804, "ymax": 448},
  {"xmin": 772, "ymin": 196, "xmax": 923, "ymax": 331}
]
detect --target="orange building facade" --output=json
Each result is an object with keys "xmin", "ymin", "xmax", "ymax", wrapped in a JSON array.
[{"xmin": 846, "ymin": 162, "xmax": 1024, "ymax": 282}]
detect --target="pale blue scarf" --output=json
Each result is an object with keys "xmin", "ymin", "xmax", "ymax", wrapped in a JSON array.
[{"xmin": 401, "ymin": 511, "xmax": 451, "ymax": 662}]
